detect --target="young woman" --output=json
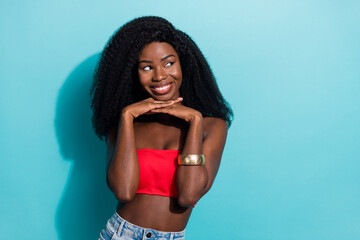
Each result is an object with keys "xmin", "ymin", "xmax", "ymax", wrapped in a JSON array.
[{"xmin": 91, "ymin": 16, "xmax": 233, "ymax": 240}]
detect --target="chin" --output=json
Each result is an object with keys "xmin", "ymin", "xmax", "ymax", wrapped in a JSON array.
[
  {"xmin": 147, "ymin": 90, "xmax": 179, "ymax": 101},
  {"xmin": 152, "ymin": 95, "xmax": 174, "ymax": 101}
]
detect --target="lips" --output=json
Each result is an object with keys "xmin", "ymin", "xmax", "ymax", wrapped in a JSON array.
[{"xmin": 150, "ymin": 82, "xmax": 173, "ymax": 95}]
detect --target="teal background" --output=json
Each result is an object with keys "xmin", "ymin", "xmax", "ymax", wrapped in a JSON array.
[{"xmin": 1, "ymin": 0, "xmax": 359, "ymax": 239}]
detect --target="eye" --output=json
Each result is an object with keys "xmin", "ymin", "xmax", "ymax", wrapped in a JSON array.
[
  {"xmin": 165, "ymin": 62, "xmax": 174, "ymax": 67},
  {"xmin": 142, "ymin": 66, "xmax": 152, "ymax": 71}
]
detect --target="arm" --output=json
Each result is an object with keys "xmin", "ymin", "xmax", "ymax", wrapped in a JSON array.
[
  {"xmin": 106, "ymin": 112, "xmax": 138, "ymax": 202},
  {"xmin": 106, "ymin": 98, "xmax": 182, "ymax": 202},
  {"xmin": 150, "ymin": 105, "xmax": 228, "ymax": 207},
  {"xmin": 176, "ymin": 117, "xmax": 228, "ymax": 207}
]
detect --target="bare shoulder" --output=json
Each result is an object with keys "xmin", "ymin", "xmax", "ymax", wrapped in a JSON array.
[{"xmin": 203, "ymin": 117, "xmax": 228, "ymax": 139}]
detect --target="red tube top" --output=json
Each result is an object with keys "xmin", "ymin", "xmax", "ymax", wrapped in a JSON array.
[{"xmin": 136, "ymin": 149, "xmax": 180, "ymax": 198}]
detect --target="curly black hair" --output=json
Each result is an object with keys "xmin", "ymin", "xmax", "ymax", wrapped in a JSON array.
[{"xmin": 90, "ymin": 16, "xmax": 233, "ymax": 140}]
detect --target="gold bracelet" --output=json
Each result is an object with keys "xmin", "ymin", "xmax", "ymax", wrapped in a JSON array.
[{"xmin": 178, "ymin": 154, "xmax": 205, "ymax": 166}]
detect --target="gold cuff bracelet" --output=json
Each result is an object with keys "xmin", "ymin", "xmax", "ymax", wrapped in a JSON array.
[{"xmin": 178, "ymin": 154, "xmax": 205, "ymax": 166}]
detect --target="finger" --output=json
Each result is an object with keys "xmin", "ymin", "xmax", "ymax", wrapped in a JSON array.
[
  {"xmin": 147, "ymin": 97, "xmax": 183, "ymax": 104},
  {"xmin": 148, "ymin": 102, "xmax": 176, "ymax": 109},
  {"xmin": 145, "ymin": 98, "xmax": 177, "ymax": 104},
  {"xmin": 172, "ymin": 98, "xmax": 183, "ymax": 104},
  {"xmin": 149, "ymin": 102, "xmax": 177, "ymax": 109},
  {"xmin": 150, "ymin": 106, "xmax": 174, "ymax": 112},
  {"xmin": 143, "ymin": 110, "xmax": 156, "ymax": 115},
  {"xmin": 150, "ymin": 107, "xmax": 185, "ymax": 118},
  {"xmin": 152, "ymin": 98, "xmax": 182, "ymax": 106},
  {"xmin": 147, "ymin": 100, "xmax": 175, "ymax": 104}
]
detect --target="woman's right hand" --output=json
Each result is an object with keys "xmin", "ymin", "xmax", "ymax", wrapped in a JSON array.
[{"xmin": 121, "ymin": 97, "xmax": 183, "ymax": 119}]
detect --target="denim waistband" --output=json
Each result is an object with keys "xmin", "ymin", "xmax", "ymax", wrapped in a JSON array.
[{"xmin": 110, "ymin": 212, "xmax": 185, "ymax": 239}]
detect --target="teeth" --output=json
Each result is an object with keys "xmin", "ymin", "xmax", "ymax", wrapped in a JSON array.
[{"xmin": 154, "ymin": 84, "xmax": 171, "ymax": 90}]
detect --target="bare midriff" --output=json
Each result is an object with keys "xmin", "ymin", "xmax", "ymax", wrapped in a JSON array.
[{"xmin": 116, "ymin": 194, "xmax": 192, "ymax": 232}]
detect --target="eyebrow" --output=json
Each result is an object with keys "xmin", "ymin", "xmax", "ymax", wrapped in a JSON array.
[{"xmin": 138, "ymin": 54, "xmax": 175, "ymax": 64}]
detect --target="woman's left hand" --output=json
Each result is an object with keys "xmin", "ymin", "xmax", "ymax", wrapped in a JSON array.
[{"xmin": 149, "ymin": 97, "xmax": 202, "ymax": 123}]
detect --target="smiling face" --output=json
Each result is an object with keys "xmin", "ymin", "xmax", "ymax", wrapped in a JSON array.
[{"xmin": 138, "ymin": 42, "xmax": 182, "ymax": 101}]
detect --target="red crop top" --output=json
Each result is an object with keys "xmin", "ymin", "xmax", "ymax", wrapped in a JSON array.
[{"xmin": 136, "ymin": 149, "xmax": 180, "ymax": 198}]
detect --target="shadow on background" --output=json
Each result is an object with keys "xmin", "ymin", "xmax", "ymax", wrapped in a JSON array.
[{"xmin": 54, "ymin": 54, "xmax": 116, "ymax": 240}]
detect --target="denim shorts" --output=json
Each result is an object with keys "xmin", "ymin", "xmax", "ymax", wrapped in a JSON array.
[{"xmin": 99, "ymin": 212, "xmax": 185, "ymax": 240}]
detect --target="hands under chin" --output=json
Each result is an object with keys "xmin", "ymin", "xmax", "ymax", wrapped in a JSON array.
[
  {"xmin": 122, "ymin": 97, "xmax": 202, "ymax": 123},
  {"xmin": 149, "ymin": 98, "xmax": 202, "ymax": 123}
]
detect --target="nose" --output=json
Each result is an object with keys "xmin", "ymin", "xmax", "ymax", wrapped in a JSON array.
[{"xmin": 153, "ymin": 68, "xmax": 167, "ymax": 81}]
